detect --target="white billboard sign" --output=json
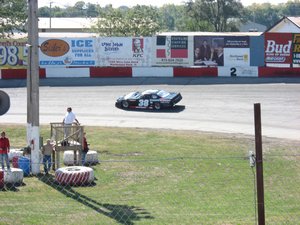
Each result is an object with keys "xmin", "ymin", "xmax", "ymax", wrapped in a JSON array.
[
  {"xmin": 39, "ymin": 38, "xmax": 97, "ymax": 67},
  {"xmin": 224, "ymin": 48, "xmax": 250, "ymax": 67},
  {"xmin": 98, "ymin": 37, "xmax": 152, "ymax": 67}
]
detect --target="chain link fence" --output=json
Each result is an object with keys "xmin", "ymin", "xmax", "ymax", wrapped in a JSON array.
[{"xmin": 1, "ymin": 146, "xmax": 299, "ymax": 225}]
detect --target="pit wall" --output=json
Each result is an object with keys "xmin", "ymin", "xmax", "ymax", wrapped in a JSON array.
[{"xmin": 1, "ymin": 66, "xmax": 300, "ymax": 79}]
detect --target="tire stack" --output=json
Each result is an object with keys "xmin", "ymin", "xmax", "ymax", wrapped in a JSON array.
[
  {"xmin": 63, "ymin": 150, "xmax": 79, "ymax": 166},
  {"xmin": 63, "ymin": 150, "xmax": 99, "ymax": 166},
  {"xmin": 8, "ymin": 149, "xmax": 24, "ymax": 169},
  {"xmin": 85, "ymin": 150, "xmax": 99, "ymax": 165},
  {"xmin": 1, "ymin": 168, "xmax": 24, "ymax": 186},
  {"xmin": 55, "ymin": 166, "xmax": 94, "ymax": 186}
]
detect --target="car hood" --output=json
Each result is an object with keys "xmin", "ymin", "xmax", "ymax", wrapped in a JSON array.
[{"xmin": 162, "ymin": 92, "xmax": 180, "ymax": 99}]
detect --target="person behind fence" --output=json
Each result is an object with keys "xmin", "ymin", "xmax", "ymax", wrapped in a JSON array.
[
  {"xmin": 0, "ymin": 131, "xmax": 10, "ymax": 171},
  {"xmin": 62, "ymin": 107, "xmax": 80, "ymax": 139},
  {"xmin": 42, "ymin": 139, "xmax": 54, "ymax": 174},
  {"xmin": 82, "ymin": 132, "xmax": 89, "ymax": 166}
]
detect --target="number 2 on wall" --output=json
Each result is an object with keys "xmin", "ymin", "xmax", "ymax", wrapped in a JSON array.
[{"xmin": 230, "ymin": 67, "xmax": 237, "ymax": 77}]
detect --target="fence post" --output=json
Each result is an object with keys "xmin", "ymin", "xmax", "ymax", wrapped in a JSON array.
[{"xmin": 254, "ymin": 103, "xmax": 265, "ymax": 225}]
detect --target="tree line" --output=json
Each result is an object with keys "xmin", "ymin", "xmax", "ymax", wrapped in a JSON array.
[{"xmin": 1, "ymin": 0, "xmax": 299, "ymax": 37}]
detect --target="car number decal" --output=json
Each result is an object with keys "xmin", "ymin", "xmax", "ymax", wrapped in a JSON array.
[{"xmin": 138, "ymin": 99, "xmax": 149, "ymax": 107}]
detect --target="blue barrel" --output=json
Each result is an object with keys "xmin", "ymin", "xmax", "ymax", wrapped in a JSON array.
[{"xmin": 18, "ymin": 157, "xmax": 31, "ymax": 176}]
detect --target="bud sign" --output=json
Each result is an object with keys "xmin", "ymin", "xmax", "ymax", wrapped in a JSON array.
[{"xmin": 264, "ymin": 33, "xmax": 292, "ymax": 64}]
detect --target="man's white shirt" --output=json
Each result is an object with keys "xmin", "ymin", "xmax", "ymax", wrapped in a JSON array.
[{"xmin": 64, "ymin": 112, "xmax": 76, "ymax": 124}]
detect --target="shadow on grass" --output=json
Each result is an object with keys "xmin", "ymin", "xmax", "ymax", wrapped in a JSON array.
[
  {"xmin": 38, "ymin": 174, "xmax": 153, "ymax": 225},
  {"xmin": 0, "ymin": 182, "xmax": 26, "ymax": 192}
]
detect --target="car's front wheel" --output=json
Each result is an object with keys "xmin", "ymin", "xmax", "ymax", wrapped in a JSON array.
[
  {"xmin": 122, "ymin": 100, "xmax": 129, "ymax": 108},
  {"xmin": 154, "ymin": 102, "xmax": 161, "ymax": 110}
]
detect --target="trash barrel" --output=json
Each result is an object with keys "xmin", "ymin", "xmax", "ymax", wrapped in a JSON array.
[
  {"xmin": 18, "ymin": 157, "xmax": 31, "ymax": 176},
  {"xmin": 12, "ymin": 156, "xmax": 20, "ymax": 168}
]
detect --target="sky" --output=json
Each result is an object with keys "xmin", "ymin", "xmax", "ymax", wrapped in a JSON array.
[{"xmin": 39, "ymin": 0, "xmax": 287, "ymax": 8}]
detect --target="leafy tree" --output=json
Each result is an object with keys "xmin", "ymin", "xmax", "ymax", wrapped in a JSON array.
[
  {"xmin": 158, "ymin": 4, "xmax": 189, "ymax": 31},
  {"xmin": 85, "ymin": 3, "xmax": 100, "ymax": 17},
  {"xmin": 245, "ymin": 3, "xmax": 281, "ymax": 28},
  {"xmin": 185, "ymin": 0, "xmax": 245, "ymax": 32},
  {"xmin": 35, "ymin": 1, "xmax": 298, "ymax": 34},
  {"xmin": 184, "ymin": 2, "xmax": 214, "ymax": 31},
  {"xmin": 91, "ymin": 5, "xmax": 125, "ymax": 36},
  {"xmin": 39, "ymin": 6, "xmax": 51, "ymax": 17},
  {"xmin": 0, "ymin": 0, "xmax": 27, "ymax": 37},
  {"xmin": 91, "ymin": 5, "xmax": 161, "ymax": 36},
  {"xmin": 280, "ymin": 0, "xmax": 300, "ymax": 16},
  {"xmin": 126, "ymin": 5, "xmax": 161, "ymax": 36},
  {"xmin": 39, "ymin": 6, "xmax": 65, "ymax": 17}
]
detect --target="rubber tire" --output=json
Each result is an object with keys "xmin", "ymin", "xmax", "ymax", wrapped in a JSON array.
[
  {"xmin": 55, "ymin": 166, "xmax": 94, "ymax": 186},
  {"xmin": 3, "ymin": 168, "xmax": 24, "ymax": 184},
  {"xmin": 64, "ymin": 150, "xmax": 99, "ymax": 165},
  {"xmin": 122, "ymin": 100, "xmax": 129, "ymax": 108},
  {"xmin": 85, "ymin": 150, "xmax": 99, "ymax": 165},
  {"xmin": 154, "ymin": 102, "xmax": 161, "ymax": 110},
  {"xmin": 63, "ymin": 150, "xmax": 78, "ymax": 166},
  {"xmin": 8, "ymin": 149, "xmax": 23, "ymax": 161},
  {"xmin": 0, "ymin": 90, "xmax": 10, "ymax": 115}
]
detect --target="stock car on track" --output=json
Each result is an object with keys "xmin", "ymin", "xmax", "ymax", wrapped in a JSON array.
[{"xmin": 116, "ymin": 89, "xmax": 182, "ymax": 110}]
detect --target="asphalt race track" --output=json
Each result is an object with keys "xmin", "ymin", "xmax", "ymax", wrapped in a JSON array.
[{"xmin": 0, "ymin": 77, "xmax": 300, "ymax": 141}]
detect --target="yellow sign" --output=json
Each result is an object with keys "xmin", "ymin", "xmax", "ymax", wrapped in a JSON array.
[
  {"xmin": 0, "ymin": 39, "xmax": 28, "ymax": 69},
  {"xmin": 293, "ymin": 34, "xmax": 300, "ymax": 64}
]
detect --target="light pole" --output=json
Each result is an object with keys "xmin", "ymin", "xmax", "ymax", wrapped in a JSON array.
[
  {"xmin": 50, "ymin": 1, "xmax": 53, "ymax": 29},
  {"xmin": 27, "ymin": 0, "xmax": 40, "ymax": 175}
]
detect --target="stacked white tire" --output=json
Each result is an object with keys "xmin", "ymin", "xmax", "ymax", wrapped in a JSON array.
[
  {"xmin": 3, "ymin": 168, "xmax": 24, "ymax": 184},
  {"xmin": 63, "ymin": 150, "xmax": 99, "ymax": 166},
  {"xmin": 8, "ymin": 149, "xmax": 23, "ymax": 161},
  {"xmin": 63, "ymin": 150, "xmax": 77, "ymax": 166},
  {"xmin": 85, "ymin": 150, "xmax": 99, "ymax": 165},
  {"xmin": 55, "ymin": 166, "xmax": 94, "ymax": 186}
]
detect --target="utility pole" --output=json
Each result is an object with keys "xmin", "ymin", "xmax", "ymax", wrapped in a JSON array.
[
  {"xmin": 254, "ymin": 103, "xmax": 265, "ymax": 225},
  {"xmin": 27, "ymin": 0, "xmax": 40, "ymax": 175},
  {"xmin": 50, "ymin": 1, "xmax": 53, "ymax": 29}
]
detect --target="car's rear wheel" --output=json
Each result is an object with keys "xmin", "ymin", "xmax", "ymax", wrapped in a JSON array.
[
  {"xmin": 122, "ymin": 100, "xmax": 129, "ymax": 108},
  {"xmin": 154, "ymin": 102, "xmax": 161, "ymax": 110}
]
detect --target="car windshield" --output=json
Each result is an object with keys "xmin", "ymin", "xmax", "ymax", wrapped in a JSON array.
[
  {"xmin": 125, "ymin": 91, "xmax": 141, "ymax": 99},
  {"xmin": 157, "ymin": 90, "xmax": 170, "ymax": 98}
]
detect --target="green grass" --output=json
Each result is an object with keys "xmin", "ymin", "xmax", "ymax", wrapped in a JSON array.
[{"xmin": 0, "ymin": 125, "xmax": 299, "ymax": 225}]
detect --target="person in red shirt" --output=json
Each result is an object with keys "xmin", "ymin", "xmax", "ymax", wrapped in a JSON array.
[
  {"xmin": 81, "ymin": 132, "xmax": 89, "ymax": 166},
  {"xmin": 0, "ymin": 131, "xmax": 10, "ymax": 171}
]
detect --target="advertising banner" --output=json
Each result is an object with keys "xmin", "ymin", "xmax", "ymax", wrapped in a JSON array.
[
  {"xmin": 153, "ymin": 36, "xmax": 192, "ymax": 66},
  {"xmin": 264, "ymin": 33, "xmax": 292, "ymax": 64},
  {"xmin": 224, "ymin": 36, "xmax": 250, "ymax": 66},
  {"xmin": 194, "ymin": 36, "xmax": 250, "ymax": 67},
  {"xmin": 292, "ymin": 34, "xmax": 300, "ymax": 64},
  {"xmin": 194, "ymin": 36, "xmax": 224, "ymax": 66},
  {"xmin": 39, "ymin": 38, "xmax": 97, "ymax": 67},
  {"xmin": 0, "ymin": 39, "xmax": 28, "ymax": 69},
  {"xmin": 98, "ymin": 37, "xmax": 152, "ymax": 67},
  {"xmin": 224, "ymin": 36, "xmax": 249, "ymax": 48},
  {"xmin": 224, "ymin": 48, "xmax": 250, "ymax": 66}
]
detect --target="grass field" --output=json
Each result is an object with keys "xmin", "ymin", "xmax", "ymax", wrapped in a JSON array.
[{"xmin": 0, "ymin": 124, "xmax": 299, "ymax": 225}]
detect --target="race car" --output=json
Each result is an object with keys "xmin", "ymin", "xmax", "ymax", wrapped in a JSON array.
[{"xmin": 116, "ymin": 89, "xmax": 182, "ymax": 110}]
